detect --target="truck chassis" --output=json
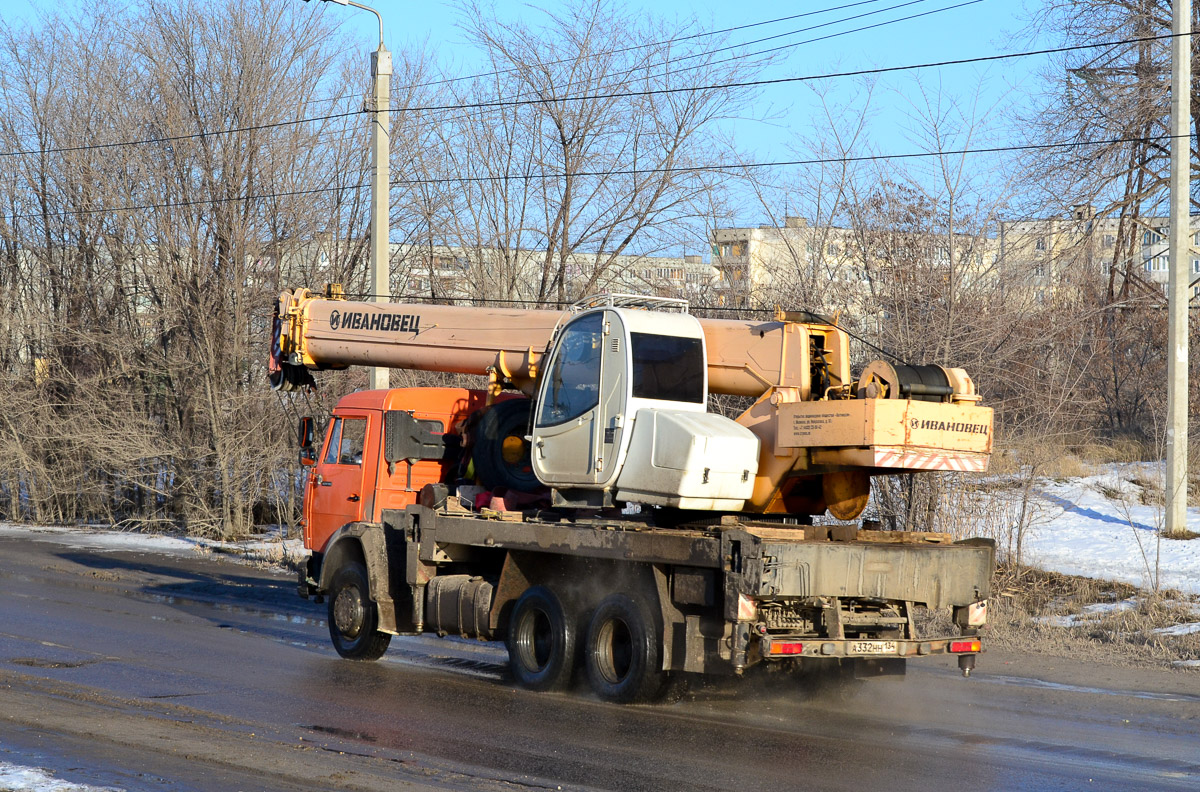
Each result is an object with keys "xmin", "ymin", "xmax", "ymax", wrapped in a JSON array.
[{"xmin": 302, "ymin": 501, "xmax": 994, "ymax": 702}]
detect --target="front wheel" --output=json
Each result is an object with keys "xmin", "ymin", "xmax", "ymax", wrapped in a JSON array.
[
  {"xmin": 584, "ymin": 593, "xmax": 667, "ymax": 704},
  {"xmin": 327, "ymin": 560, "xmax": 391, "ymax": 660}
]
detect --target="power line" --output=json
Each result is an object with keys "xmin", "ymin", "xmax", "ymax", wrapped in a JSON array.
[
  {"xmin": 2, "ymin": 29, "xmax": 1187, "ymax": 160},
  {"xmin": 2, "ymin": 0, "xmax": 942, "ymax": 159},
  {"xmin": 488, "ymin": 0, "xmax": 939, "ymax": 106},
  {"xmin": 650, "ymin": 0, "xmax": 981, "ymax": 84},
  {"xmin": 0, "ymin": 110, "xmax": 361, "ymax": 159},
  {"xmin": 5, "ymin": 180, "xmax": 368, "ymax": 221},
  {"xmin": 305, "ymin": 0, "xmax": 902, "ymax": 106},
  {"xmin": 5, "ymin": 132, "xmax": 1185, "ymax": 223},
  {"xmin": 365, "ymin": 0, "xmax": 958, "ymax": 137},
  {"xmin": 380, "ymin": 133, "xmax": 1185, "ymax": 186}
]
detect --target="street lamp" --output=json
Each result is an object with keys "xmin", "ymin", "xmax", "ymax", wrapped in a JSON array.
[{"xmin": 303, "ymin": 0, "xmax": 392, "ymax": 391}]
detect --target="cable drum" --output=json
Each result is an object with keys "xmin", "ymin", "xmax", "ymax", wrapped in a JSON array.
[{"xmin": 856, "ymin": 361, "xmax": 953, "ymax": 402}]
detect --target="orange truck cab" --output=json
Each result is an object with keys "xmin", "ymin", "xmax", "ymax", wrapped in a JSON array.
[{"xmin": 302, "ymin": 387, "xmax": 526, "ymax": 556}]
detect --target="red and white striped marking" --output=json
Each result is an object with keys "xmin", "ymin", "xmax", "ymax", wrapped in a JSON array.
[{"xmin": 874, "ymin": 449, "xmax": 988, "ymax": 472}]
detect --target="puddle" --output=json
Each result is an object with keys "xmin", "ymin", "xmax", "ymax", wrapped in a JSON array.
[
  {"xmin": 981, "ymin": 674, "xmax": 1200, "ymax": 703},
  {"xmin": 310, "ymin": 724, "xmax": 379, "ymax": 743},
  {"xmin": 9, "ymin": 657, "xmax": 102, "ymax": 670},
  {"xmin": 134, "ymin": 591, "xmax": 324, "ymax": 629}
]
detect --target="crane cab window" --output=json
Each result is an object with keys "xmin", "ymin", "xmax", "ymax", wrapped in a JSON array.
[
  {"xmin": 322, "ymin": 417, "xmax": 367, "ymax": 466},
  {"xmin": 537, "ymin": 313, "xmax": 603, "ymax": 427},
  {"xmin": 631, "ymin": 333, "xmax": 704, "ymax": 403}
]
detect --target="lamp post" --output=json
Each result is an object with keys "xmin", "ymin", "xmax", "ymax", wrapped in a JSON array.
[{"xmin": 304, "ymin": 0, "xmax": 391, "ymax": 390}]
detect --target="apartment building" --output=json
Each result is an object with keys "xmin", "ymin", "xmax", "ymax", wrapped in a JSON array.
[
  {"xmin": 998, "ymin": 205, "xmax": 1200, "ymax": 303},
  {"xmin": 710, "ymin": 215, "xmax": 997, "ymax": 312},
  {"xmin": 390, "ymin": 243, "xmax": 716, "ymax": 304}
]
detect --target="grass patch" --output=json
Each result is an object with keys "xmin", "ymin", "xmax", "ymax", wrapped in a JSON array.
[
  {"xmin": 1128, "ymin": 470, "xmax": 1164, "ymax": 506},
  {"xmin": 1043, "ymin": 454, "xmax": 1091, "ymax": 480},
  {"xmin": 1162, "ymin": 529, "xmax": 1200, "ymax": 541},
  {"xmin": 984, "ymin": 564, "xmax": 1200, "ymax": 669}
]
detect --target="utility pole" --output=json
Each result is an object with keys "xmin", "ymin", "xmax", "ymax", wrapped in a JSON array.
[
  {"xmin": 1167, "ymin": 0, "xmax": 1191, "ymax": 538},
  {"xmin": 303, "ymin": 0, "xmax": 391, "ymax": 390},
  {"xmin": 369, "ymin": 35, "xmax": 392, "ymax": 391}
]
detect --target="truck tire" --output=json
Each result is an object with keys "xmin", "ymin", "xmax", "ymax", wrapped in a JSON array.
[
  {"xmin": 507, "ymin": 585, "xmax": 575, "ymax": 691},
  {"xmin": 473, "ymin": 399, "xmax": 541, "ymax": 492},
  {"xmin": 584, "ymin": 593, "xmax": 666, "ymax": 704},
  {"xmin": 327, "ymin": 560, "xmax": 391, "ymax": 661}
]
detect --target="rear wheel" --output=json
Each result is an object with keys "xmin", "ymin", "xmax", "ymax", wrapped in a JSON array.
[
  {"xmin": 584, "ymin": 594, "xmax": 667, "ymax": 703},
  {"xmin": 327, "ymin": 560, "xmax": 391, "ymax": 660},
  {"xmin": 507, "ymin": 585, "xmax": 576, "ymax": 691}
]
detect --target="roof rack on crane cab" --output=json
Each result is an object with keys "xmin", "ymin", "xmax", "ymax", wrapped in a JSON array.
[
  {"xmin": 546, "ymin": 292, "xmax": 691, "ymax": 346},
  {"xmin": 568, "ymin": 293, "xmax": 690, "ymax": 314}
]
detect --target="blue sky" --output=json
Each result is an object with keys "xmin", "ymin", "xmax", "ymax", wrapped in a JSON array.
[
  {"xmin": 343, "ymin": 0, "xmax": 1041, "ymax": 158},
  {"xmin": 5, "ymin": 0, "xmax": 1047, "ymax": 222}
]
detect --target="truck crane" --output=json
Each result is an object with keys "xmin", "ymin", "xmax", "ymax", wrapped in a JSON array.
[{"xmin": 271, "ymin": 286, "xmax": 995, "ymax": 702}]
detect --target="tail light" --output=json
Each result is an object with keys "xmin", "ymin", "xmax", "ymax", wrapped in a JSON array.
[{"xmin": 768, "ymin": 640, "xmax": 804, "ymax": 656}]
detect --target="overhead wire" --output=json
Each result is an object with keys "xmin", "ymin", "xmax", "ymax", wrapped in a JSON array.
[
  {"xmin": 480, "ymin": 0, "xmax": 940, "ymax": 108},
  {"xmin": 649, "ymin": 0, "xmax": 982, "ymax": 85},
  {"xmin": 0, "ymin": 1, "xmax": 935, "ymax": 156},
  {"xmin": 5, "ymin": 131, "xmax": 1186, "ymax": 222},
  {"xmin": 0, "ymin": 0, "xmax": 955, "ymax": 158},
  {"xmin": 1, "ymin": 29, "xmax": 1188, "ymax": 161},
  {"xmin": 300, "ymin": 0, "xmax": 902, "ymax": 108}
]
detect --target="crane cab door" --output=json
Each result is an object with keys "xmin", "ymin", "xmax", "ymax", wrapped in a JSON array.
[
  {"xmin": 532, "ymin": 310, "xmax": 627, "ymax": 488},
  {"xmin": 306, "ymin": 412, "xmax": 376, "ymax": 551}
]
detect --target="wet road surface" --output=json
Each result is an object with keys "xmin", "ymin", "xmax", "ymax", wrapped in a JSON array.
[{"xmin": 1, "ymin": 529, "xmax": 1198, "ymax": 791}]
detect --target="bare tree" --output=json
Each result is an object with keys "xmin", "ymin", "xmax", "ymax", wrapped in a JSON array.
[{"xmin": 434, "ymin": 0, "xmax": 771, "ymax": 305}]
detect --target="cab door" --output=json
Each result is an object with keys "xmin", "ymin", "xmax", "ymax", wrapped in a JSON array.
[
  {"xmin": 532, "ymin": 310, "xmax": 627, "ymax": 487},
  {"xmin": 306, "ymin": 412, "xmax": 373, "ymax": 550}
]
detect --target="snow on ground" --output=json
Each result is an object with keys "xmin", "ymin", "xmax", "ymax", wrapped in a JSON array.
[
  {"xmin": 1, "ymin": 461, "xmax": 1198, "ymax": 597},
  {"xmin": 0, "ymin": 522, "xmax": 306, "ymax": 563},
  {"xmin": 1022, "ymin": 463, "xmax": 1200, "ymax": 595},
  {"xmin": 1033, "ymin": 598, "xmax": 1140, "ymax": 628},
  {"xmin": 0, "ymin": 761, "xmax": 121, "ymax": 792}
]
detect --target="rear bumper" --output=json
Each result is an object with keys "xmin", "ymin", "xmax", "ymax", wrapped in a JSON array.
[{"xmin": 759, "ymin": 635, "xmax": 981, "ymax": 660}]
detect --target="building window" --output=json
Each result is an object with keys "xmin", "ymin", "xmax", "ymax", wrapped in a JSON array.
[
  {"xmin": 1144, "ymin": 230, "xmax": 1162, "ymax": 246},
  {"xmin": 1035, "ymin": 289, "xmax": 1046, "ymax": 304},
  {"xmin": 1033, "ymin": 263, "xmax": 1046, "ymax": 276},
  {"xmin": 1035, "ymin": 237, "xmax": 1046, "ymax": 251},
  {"xmin": 1103, "ymin": 234, "xmax": 1115, "ymax": 248},
  {"xmin": 1193, "ymin": 259, "xmax": 1200, "ymax": 274}
]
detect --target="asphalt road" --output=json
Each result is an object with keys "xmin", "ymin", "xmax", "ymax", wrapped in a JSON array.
[{"xmin": 1, "ymin": 529, "xmax": 1198, "ymax": 792}]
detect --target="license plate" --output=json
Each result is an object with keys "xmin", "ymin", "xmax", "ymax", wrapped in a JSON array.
[{"xmin": 850, "ymin": 640, "xmax": 897, "ymax": 655}]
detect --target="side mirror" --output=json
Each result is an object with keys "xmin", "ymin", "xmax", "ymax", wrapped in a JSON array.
[{"xmin": 298, "ymin": 417, "xmax": 316, "ymax": 466}]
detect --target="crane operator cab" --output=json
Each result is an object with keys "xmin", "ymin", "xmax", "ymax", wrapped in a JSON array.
[{"xmin": 531, "ymin": 295, "xmax": 760, "ymax": 510}]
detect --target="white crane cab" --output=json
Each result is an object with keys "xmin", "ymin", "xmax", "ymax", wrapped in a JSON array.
[{"xmin": 530, "ymin": 295, "xmax": 759, "ymax": 510}]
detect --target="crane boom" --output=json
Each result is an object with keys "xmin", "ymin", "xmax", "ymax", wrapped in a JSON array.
[{"xmin": 272, "ymin": 287, "xmax": 849, "ymax": 399}]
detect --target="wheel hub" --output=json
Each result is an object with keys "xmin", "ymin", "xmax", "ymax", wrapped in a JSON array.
[{"xmin": 332, "ymin": 587, "xmax": 364, "ymax": 638}]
